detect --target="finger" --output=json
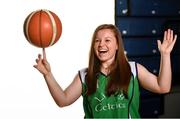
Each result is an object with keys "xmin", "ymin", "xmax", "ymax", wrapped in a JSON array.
[
  {"xmin": 33, "ymin": 65, "xmax": 38, "ymax": 68},
  {"xmin": 163, "ymin": 30, "xmax": 167, "ymax": 42},
  {"xmin": 170, "ymin": 30, "xmax": 173, "ymax": 42},
  {"xmin": 172, "ymin": 34, "xmax": 177, "ymax": 45},
  {"xmin": 38, "ymin": 54, "xmax": 42, "ymax": 60},
  {"xmin": 168, "ymin": 34, "xmax": 177, "ymax": 51},
  {"xmin": 35, "ymin": 59, "xmax": 39, "ymax": 63},
  {"xmin": 167, "ymin": 29, "xmax": 171, "ymax": 41},
  {"xmin": 43, "ymin": 48, "xmax": 47, "ymax": 61},
  {"xmin": 157, "ymin": 40, "xmax": 161, "ymax": 50},
  {"xmin": 42, "ymin": 59, "xmax": 49, "ymax": 65},
  {"xmin": 174, "ymin": 34, "xmax": 177, "ymax": 41}
]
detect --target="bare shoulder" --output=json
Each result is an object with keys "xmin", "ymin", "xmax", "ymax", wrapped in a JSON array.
[
  {"xmin": 136, "ymin": 63, "xmax": 158, "ymax": 92},
  {"xmin": 136, "ymin": 63, "xmax": 148, "ymax": 74},
  {"xmin": 72, "ymin": 72, "xmax": 82, "ymax": 86},
  {"xmin": 136, "ymin": 63, "xmax": 144, "ymax": 69},
  {"xmin": 136, "ymin": 63, "xmax": 150, "ymax": 82}
]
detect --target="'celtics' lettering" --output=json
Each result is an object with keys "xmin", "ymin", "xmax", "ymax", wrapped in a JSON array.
[{"xmin": 95, "ymin": 102, "xmax": 126, "ymax": 112}]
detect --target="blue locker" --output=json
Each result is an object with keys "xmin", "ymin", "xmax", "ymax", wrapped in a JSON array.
[
  {"xmin": 140, "ymin": 87, "xmax": 161, "ymax": 98},
  {"xmin": 139, "ymin": 96, "xmax": 164, "ymax": 117},
  {"xmin": 171, "ymin": 55, "xmax": 180, "ymax": 75},
  {"xmin": 129, "ymin": 56, "xmax": 160, "ymax": 75},
  {"xmin": 115, "ymin": 0, "xmax": 180, "ymax": 117},
  {"xmin": 116, "ymin": 17, "xmax": 168, "ymax": 36},
  {"xmin": 129, "ymin": 56, "xmax": 180, "ymax": 82},
  {"xmin": 115, "ymin": 0, "xmax": 128, "ymax": 16},
  {"xmin": 163, "ymin": 20, "xmax": 180, "ymax": 55},
  {"xmin": 116, "ymin": 17, "xmax": 180, "ymax": 37},
  {"xmin": 130, "ymin": 0, "xmax": 180, "ymax": 16},
  {"xmin": 174, "ymin": 38, "xmax": 180, "ymax": 55},
  {"xmin": 123, "ymin": 37, "xmax": 160, "ymax": 57},
  {"xmin": 163, "ymin": 20, "xmax": 180, "ymax": 35},
  {"xmin": 123, "ymin": 37, "xmax": 180, "ymax": 56}
]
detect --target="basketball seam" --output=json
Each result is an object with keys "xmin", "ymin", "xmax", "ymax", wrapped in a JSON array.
[
  {"xmin": 43, "ymin": 9, "xmax": 57, "ymax": 47},
  {"xmin": 39, "ymin": 10, "xmax": 43, "ymax": 47},
  {"xmin": 25, "ymin": 11, "xmax": 36, "ymax": 45}
]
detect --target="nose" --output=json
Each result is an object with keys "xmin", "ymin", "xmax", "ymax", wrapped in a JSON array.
[{"xmin": 99, "ymin": 40, "xmax": 105, "ymax": 46}]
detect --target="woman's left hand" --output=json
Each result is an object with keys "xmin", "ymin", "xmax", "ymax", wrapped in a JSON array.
[{"xmin": 157, "ymin": 29, "xmax": 177, "ymax": 56}]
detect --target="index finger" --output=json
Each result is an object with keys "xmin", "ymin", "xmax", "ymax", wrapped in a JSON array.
[{"xmin": 42, "ymin": 48, "xmax": 47, "ymax": 60}]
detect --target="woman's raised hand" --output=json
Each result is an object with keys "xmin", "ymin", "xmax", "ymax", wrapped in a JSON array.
[{"xmin": 157, "ymin": 29, "xmax": 177, "ymax": 56}]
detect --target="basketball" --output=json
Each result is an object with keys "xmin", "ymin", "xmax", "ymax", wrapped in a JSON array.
[{"xmin": 23, "ymin": 9, "xmax": 62, "ymax": 48}]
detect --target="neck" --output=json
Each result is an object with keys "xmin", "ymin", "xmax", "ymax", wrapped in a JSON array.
[
  {"xmin": 100, "ymin": 62, "xmax": 111, "ymax": 75},
  {"xmin": 100, "ymin": 58, "xmax": 115, "ymax": 75}
]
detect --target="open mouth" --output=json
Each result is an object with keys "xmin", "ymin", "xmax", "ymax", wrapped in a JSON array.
[{"xmin": 98, "ymin": 49, "xmax": 108, "ymax": 54}]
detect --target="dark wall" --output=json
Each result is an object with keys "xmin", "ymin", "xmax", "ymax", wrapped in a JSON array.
[{"xmin": 115, "ymin": 0, "xmax": 180, "ymax": 117}]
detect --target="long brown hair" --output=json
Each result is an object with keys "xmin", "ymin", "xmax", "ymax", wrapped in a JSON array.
[{"xmin": 86, "ymin": 24, "xmax": 131, "ymax": 97}]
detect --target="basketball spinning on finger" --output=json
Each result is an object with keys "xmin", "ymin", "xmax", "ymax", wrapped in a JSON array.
[{"xmin": 23, "ymin": 9, "xmax": 62, "ymax": 48}]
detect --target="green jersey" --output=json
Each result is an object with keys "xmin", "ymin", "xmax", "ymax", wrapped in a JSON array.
[{"xmin": 79, "ymin": 61, "xmax": 140, "ymax": 118}]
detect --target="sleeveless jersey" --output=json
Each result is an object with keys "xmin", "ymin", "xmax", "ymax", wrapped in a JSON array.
[{"xmin": 78, "ymin": 61, "xmax": 140, "ymax": 118}]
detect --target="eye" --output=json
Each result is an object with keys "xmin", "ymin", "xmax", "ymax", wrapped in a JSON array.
[
  {"xmin": 105, "ymin": 39, "xmax": 111, "ymax": 43},
  {"xmin": 95, "ymin": 39, "xmax": 100, "ymax": 43}
]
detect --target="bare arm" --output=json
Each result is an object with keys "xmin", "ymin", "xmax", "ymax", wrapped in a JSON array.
[
  {"xmin": 138, "ymin": 29, "xmax": 177, "ymax": 94},
  {"xmin": 34, "ymin": 48, "xmax": 82, "ymax": 107}
]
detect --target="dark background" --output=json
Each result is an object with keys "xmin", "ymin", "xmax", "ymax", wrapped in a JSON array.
[{"xmin": 115, "ymin": 0, "xmax": 180, "ymax": 117}]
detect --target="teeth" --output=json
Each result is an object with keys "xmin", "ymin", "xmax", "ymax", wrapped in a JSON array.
[
  {"xmin": 99, "ymin": 49, "xmax": 107, "ymax": 52},
  {"xmin": 99, "ymin": 50, "xmax": 108, "ymax": 54}
]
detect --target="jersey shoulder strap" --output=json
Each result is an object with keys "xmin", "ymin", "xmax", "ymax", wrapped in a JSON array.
[
  {"xmin": 129, "ymin": 61, "xmax": 137, "ymax": 78},
  {"xmin": 78, "ymin": 68, "xmax": 88, "ymax": 96},
  {"xmin": 78, "ymin": 68, "xmax": 88, "ymax": 84}
]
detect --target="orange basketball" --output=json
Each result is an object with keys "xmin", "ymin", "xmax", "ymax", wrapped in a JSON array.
[{"xmin": 23, "ymin": 9, "xmax": 62, "ymax": 48}]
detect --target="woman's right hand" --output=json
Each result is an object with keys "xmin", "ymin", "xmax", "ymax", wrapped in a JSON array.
[{"xmin": 33, "ymin": 48, "xmax": 51, "ymax": 76}]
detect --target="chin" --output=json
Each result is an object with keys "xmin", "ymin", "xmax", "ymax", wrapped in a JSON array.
[{"xmin": 98, "ymin": 58, "xmax": 108, "ymax": 62}]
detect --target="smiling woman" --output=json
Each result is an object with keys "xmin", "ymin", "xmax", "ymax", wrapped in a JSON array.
[
  {"xmin": 34, "ymin": 23, "xmax": 176, "ymax": 118},
  {"xmin": 94, "ymin": 29, "xmax": 118, "ymax": 67}
]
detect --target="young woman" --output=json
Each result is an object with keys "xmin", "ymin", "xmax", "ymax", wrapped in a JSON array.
[{"xmin": 34, "ymin": 24, "xmax": 177, "ymax": 118}]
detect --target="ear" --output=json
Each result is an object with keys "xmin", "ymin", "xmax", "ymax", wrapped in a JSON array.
[{"xmin": 116, "ymin": 44, "xmax": 118, "ymax": 50}]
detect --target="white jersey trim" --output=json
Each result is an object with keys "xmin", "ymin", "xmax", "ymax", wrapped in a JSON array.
[{"xmin": 129, "ymin": 61, "xmax": 137, "ymax": 78}]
